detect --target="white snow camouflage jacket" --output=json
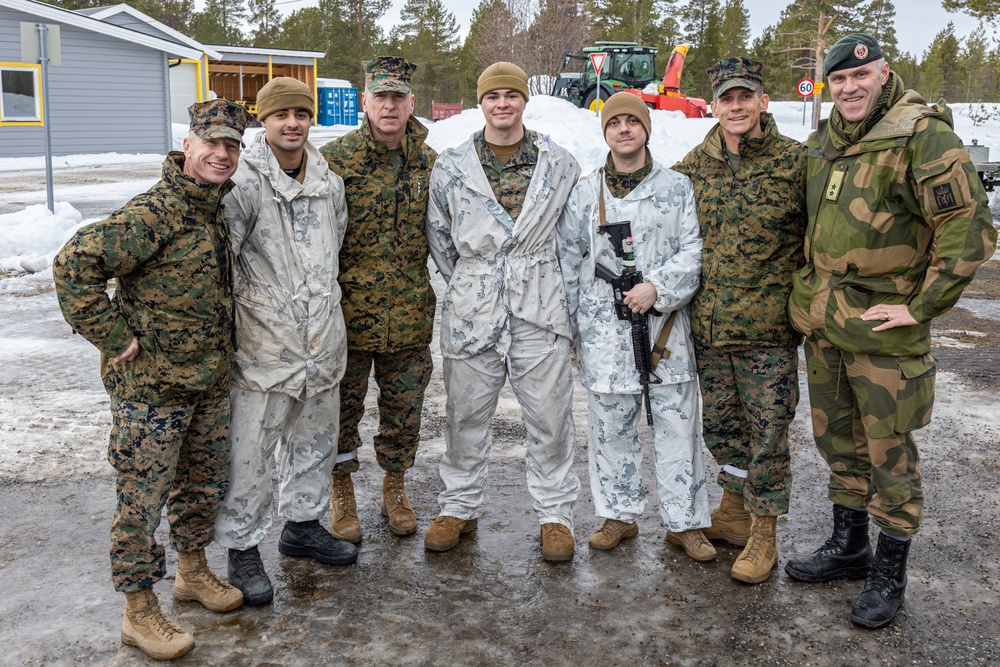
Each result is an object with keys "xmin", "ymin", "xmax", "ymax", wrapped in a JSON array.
[
  {"xmin": 426, "ymin": 131, "xmax": 581, "ymax": 359},
  {"xmin": 224, "ymin": 132, "xmax": 349, "ymax": 397},
  {"xmin": 557, "ymin": 161, "xmax": 703, "ymax": 393}
]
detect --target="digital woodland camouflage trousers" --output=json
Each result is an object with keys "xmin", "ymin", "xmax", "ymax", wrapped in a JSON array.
[
  {"xmin": 696, "ymin": 345, "xmax": 798, "ymax": 516},
  {"xmin": 334, "ymin": 346, "xmax": 432, "ymax": 474},
  {"xmin": 804, "ymin": 338, "xmax": 935, "ymax": 536},
  {"xmin": 108, "ymin": 392, "xmax": 230, "ymax": 592}
]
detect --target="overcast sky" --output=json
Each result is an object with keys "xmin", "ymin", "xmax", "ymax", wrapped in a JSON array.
[{"xmin": 266, "ymin": 0, "xmax": 983, "ymax": 58}]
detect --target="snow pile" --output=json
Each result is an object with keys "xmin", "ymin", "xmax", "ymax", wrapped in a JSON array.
[
  {"xmin": 426, "ymin": 94, "xmax": 713, "ymax": 173},
  {"xmin": 0, "ymin": 202, "xmax": 84, "ymax": 274}
]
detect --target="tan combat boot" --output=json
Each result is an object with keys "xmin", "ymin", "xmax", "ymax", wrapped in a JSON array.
[
  {"xmin": 173, "ymin": 550, "xmax": 244, "ymax": 612},
  {"xmin": 589, "ymin": 519, "xmax": 639, "ymax": 550},
  {"xmin": 541, "ymin": 523, "xmax": 575, "ymax": 562},
  {"xmin": 731, "ymin": 515, "xmax": 778, "ymax": 584},
  {"xmin": 424, "ymin": 516, "xmax": 478, "ymax": 552},
  {"xmin": 381, "ymin": 470, "xmax": 418, "ymax": 536},
  {"xmin": 331, "ymin": 471, "xmax": 362, "ymax": 544},
  {"xmin": 703, "ymin": 488, "xmax": 752, "ymax": 546},
  {"xmin": 122, "ymin": 587, "xmax": 195, "ymax": 661},
  {"xmin": 666, "ymin": 529, "xmax": 718, "ymax": 562}
]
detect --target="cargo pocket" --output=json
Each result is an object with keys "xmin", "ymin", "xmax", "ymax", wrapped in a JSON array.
[{"xmin": 895, "ymin": 355, "xmax": 936, "ymax": 433}]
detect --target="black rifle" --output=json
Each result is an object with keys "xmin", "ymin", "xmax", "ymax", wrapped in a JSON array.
[{"xmin": 594, "ymin": 220, "xmax": 661, "ymax": 425}]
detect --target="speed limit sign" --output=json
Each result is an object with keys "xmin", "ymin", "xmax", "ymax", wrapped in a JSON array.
[{"xmin": 797, "ymin": 78, "xmax": 815, "ymax": 97}]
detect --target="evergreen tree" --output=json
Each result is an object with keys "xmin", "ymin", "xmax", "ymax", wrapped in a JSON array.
[
  {"xmin": 718, "ymin": 0, "xmax": 751, "ymax": 57},
  {"xmin": 192, "ymin": 0, "xmax": 248, "ymax": 46},
  {"xmin": 394, "ymin": 0, "xmax": 462, "ymax": 116},
  {"xmin": 131, "ymin": 0, "xmax": 196, "ymax": 34},
  {"xmin": 959, "ymin": 25, "xmax": 993, "ymax": 102},
  {"xmin": 920, "ymin": 22, "xmax": 963, "ymax": 102},
  {"xmin": 247, "ymin": 0, "xmax": 282, "ymax": 48},
  {"xmin": 942, "ymin": 0, "xmax": 1000, "ymax": 23},
  {"xmin": 316, "ymin": 0, "xmax": 392, "ymax": 87},
  {"xmin": 890, "ymin": 50, "xmax": 919, "ymax": 92},
  {"xmin": 682, "ymin": 0, "xmax": 723, "ymax": 99},
  {"xmin": 862, "ymin": 0, "xmax": 898, "ymax": 61}
]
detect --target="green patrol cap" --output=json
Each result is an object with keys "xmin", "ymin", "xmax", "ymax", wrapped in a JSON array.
[
  {"xmin": 187, "ymin": 99, "xmax": 253, "ymax": 146},
  {"xmin": 824, "ymin": 33, "xmax": 883, "ymax": 77},
  {"xmin": 365, "ymin": 56, "xmax": 416, "ymax": 94},
  {"xmin": 707, "ymin": 57, "xmax": 763, "ymax": 99}
]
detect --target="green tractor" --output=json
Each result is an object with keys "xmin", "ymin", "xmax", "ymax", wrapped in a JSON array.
[{"xmin": 551, "ymin": 42, "xmax": 658, "ymax": 111}]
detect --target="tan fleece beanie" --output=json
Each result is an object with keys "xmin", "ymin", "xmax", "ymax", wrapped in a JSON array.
[
  {"xmin": 601, "ymin": 92, "xmax": 652, "ymax": 143},
  {"xmin": 256, "ymin": 77, "xmax": 314, "ymax": 121},
  {"xmin": 477, "ymin": 62, "xmax": 530, "ymax": 104}
]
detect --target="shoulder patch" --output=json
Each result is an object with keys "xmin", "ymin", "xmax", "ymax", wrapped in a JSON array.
[{"xmin": 931, "ymin": 180, "xmax": 963, "ymax": 212}]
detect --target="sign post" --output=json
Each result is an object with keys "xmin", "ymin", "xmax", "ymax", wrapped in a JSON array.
[
  {"xmin": 21, "ymin": 22, "xmax": 61, "ymax": 213},
  {"xmin": 797, "ymin": 78, "xmax": 814, "ymax": 126},
  {"xmin": 589, "ymin": 52, "xmax": 607, "ymax": 115}
]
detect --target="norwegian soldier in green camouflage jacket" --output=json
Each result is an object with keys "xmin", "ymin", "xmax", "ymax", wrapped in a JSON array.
[
  {"xmin": 784, "ymin": 34, "xmax": 997, "ymax": 631},
  {"xmin": 319, "ymin": 56, "xmax": 437, "ymax": 542},
  {"xmin": 52, "ymin": 100, "xmax": 253, "ymax": 660},
  {"xmin": 674, "ymin": 57, "xmax": 807, "ymax": 586}
]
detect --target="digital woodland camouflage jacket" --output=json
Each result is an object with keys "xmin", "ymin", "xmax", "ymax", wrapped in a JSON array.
[
  {"xmin": 558, "ymin": 161, "xmax": 703, "ymax": 393},
  {"xmin": 320, "ymin": 116, "xmax": 437, "ymax": 352},
  {"xmin": 225, "ymin": 132, "xmax": 348, "ymax": 399},
  {"xmin": 53, "ymin": 152, "xmax": 235, "ymax": 405},
  {"xmin": 789, "ymin": 90, "xmax": 997, "ymax": 357},
  {"xmin": 673, "ymin": 111, "xmax": 807, "ymax": 349},
  {"xmin": 426, "ymin": 129, "xmax": 581, "ymax": 359}
]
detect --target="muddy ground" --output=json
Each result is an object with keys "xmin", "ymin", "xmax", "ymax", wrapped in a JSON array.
[{"xmin": 0, "ymin": 166, "xmax": 998, "ymax": 666}]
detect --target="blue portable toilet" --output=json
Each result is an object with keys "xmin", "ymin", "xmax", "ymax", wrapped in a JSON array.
[{"xmin": 317, "ymin": 78, "xmax": 359, "ymax": 126}]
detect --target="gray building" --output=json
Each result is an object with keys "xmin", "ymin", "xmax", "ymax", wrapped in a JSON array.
[{"xmin": 0, "ymin": 0, "xmax": 206, "ymax": 158}]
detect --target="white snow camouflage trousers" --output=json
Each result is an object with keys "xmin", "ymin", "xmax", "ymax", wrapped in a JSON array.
[
  {"xmin": 214, "ymin": 386, "xmax": 339, "ymax": 549},
  {"xmin": 587, "ymin": 380, "xmax": 711, "ymax": 531},
  {"xmin": 437, "ymin": 317, "xmax": 580, "ymax": 528}
]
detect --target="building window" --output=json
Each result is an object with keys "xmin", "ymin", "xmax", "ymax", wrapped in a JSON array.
[{"xmin": 0, "ymin": 64, "xmax": 43, "ymax": 125}]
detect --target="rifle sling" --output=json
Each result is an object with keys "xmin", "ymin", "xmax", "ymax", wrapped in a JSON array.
[{"xmin": 650, "ymin": 310, "xmax": 677, "ymax": 371}]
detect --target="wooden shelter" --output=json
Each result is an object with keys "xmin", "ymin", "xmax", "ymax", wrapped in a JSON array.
[{"xmin": 206, "ymin": 45, "xmax": 325, "ymax": 115}]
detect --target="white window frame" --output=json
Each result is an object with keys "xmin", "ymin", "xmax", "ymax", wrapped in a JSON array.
[{"xmin": 0, "ymin": 63, "xmax": 43, "ymax": 126}]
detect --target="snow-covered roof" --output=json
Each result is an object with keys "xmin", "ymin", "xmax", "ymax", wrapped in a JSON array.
[
  {"xmin": 4, "ymin": 0, "xmax": 206, "ymax": 60},
  {"xmin": 74, "ymin": 4, "xmax": 222, "ymax": 60}
]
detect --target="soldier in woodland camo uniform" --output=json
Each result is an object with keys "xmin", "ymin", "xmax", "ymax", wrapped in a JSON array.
[
  {"xmin": 673, "ymin": 57, "xmax": 807, "ymax": 584},
  {"xmin": 425, "ymin": 62, "xmax": 581, "ymax": 562},
  {"xmin": 52, "ymin": 100, "xmax": 252, "ymax": 661},
  {"xmin": 320, "ymin": 57, "xmax": 437, "ymax": 543},
  {"xmin": 783, "ymin": 34, "xmax": 996, "ymax": 630}
]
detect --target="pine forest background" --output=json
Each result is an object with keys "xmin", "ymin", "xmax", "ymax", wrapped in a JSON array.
[{"xmin": 47, "ymin": 0, "xmax": 1000, "ymax": 119}]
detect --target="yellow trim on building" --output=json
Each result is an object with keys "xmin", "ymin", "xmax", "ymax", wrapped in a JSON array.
[
  {"xmin": 203, "ymin": 54, "xmax": 210, "ymax": 101},
  {"xmin": 0, "ymin": 62, "xmax": 44, "ymax": 127},
  {"xmin": 267, "ymin": 56, "xmax": 273, "ymax": 81},
  {"xmin": 312, "ymin": 58, "xmax": 318, "ymax": 126}
]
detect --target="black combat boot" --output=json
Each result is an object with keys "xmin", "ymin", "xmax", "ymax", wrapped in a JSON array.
[
  {"xmin": 228, "ymin": 546, "xmax": 273, "ymax": 606},
  {"xmin": 850, "ymin": 532, "xmax": 910, "ymax": 629},
  {"xmin": 278, "ymin": 520, "xmax": 358, "ymax": 566},
  {"xmin": 784, "ymin": 504, "xmax": 873, "ymax": 582}
]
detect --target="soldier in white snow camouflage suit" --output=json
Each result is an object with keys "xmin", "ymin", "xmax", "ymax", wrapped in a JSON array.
[
  {"xmin": 424, "ymin": 62, "xmax": 581, "ymax": 562},
  {"xmin": 558, "ymin": 92, "xmax": 714, "ymax": 562}
]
